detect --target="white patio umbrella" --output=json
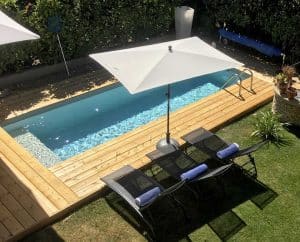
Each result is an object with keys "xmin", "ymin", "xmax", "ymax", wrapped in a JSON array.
[
  {"xmin": 0, "ymin": 10, "xmax": 40, "ymax": 45},
  {"xmin": 90, "ymin": 37, "xmax": 243, "ymax": 152}
]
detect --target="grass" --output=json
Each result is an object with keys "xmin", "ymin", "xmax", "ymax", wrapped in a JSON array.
[{"xmin": 22, "ymin": 103, "xmax": 300, "ymax": 241}]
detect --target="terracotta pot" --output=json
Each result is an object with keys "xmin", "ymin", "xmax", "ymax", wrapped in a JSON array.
[
  {"xmin": 286, "ymin": 87, "xmax": 297, "ymax": 100},
  {"xmin": 277, "ymin": 82, "xmax": 287, "ymax": 95}
]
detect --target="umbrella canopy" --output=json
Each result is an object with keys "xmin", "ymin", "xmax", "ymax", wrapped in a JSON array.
[
  {"xmin": 89, "ymin": 37, "xmax": 243, "ymax": 153},
  {"xmin": 89, "ymin": 37, "xmax": 243, "ymax": 94},
  {"xmin": 0, "ymin": 10, "xmax": 40, "ymax": 45}
]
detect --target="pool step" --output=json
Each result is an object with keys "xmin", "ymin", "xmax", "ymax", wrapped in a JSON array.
[{"xmin": 14, "ymin": 131, "xmax": 61, "ymax": 168}]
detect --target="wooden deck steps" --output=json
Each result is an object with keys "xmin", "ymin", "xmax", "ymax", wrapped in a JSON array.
[
  {"xmin": 49, "ymin": 77, "xmax": 273, "ymax": 197},
  {"xmin": 0, "ymin": 128, "xmax": 79, "ymax": 241}
]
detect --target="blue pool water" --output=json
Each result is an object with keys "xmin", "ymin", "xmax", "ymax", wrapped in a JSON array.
[{"xmin": 3, "ymin": 69, "xmax": 244, "ymax": 166}]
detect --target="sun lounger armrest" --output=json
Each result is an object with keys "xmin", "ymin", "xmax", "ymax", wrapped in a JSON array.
[
  {"xmin": 160, "ymin": 180, "xmax": 186, "ymax": 196},
  {"xmin": 230, "ymin": 141, "xmax": 267, "ymax": 158},
  {"xmin": 193, "ymin": 164, "xmax": 233, "ymax": 181}
]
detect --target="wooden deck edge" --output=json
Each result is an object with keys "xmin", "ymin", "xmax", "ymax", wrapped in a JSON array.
[{"xmin": 0, "ymin": 128, "xmax": 79, "ymax": 205}]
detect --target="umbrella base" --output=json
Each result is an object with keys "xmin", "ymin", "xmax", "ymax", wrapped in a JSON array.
[{"xmin": 156, "ymin": 138, "xmax": 180, "ymax": 154}]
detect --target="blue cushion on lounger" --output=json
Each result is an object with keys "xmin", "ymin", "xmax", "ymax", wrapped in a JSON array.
[
  {"xmin": 217, "ymin": 143, "xmax": 240, "ymax": 159},
  {"xmin": 180, "ymin": 163, "xmax": 208, "ymax": 181},
  {"xmin": 135, "ymin": 187, "xmax": 161, "ymax": 207}
]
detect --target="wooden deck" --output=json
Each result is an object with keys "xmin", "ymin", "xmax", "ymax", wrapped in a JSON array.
[
  {"xmin": 0, "ymin": 129, "xmax": 79, "ymax": 241},
  {"xmin": 0, "ymin": 76, "xmax": 273, "ymax": 241}
]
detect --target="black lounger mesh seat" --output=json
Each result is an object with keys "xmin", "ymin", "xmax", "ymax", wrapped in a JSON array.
[
  {"xmin": 101, "ymin": 165, "xmax": 185, "ymax": 239},
  {"xmin": 181, "ymin": 127, "xmax": 266, "ymax": 177}
]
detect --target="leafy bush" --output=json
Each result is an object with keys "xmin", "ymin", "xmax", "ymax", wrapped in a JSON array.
[
  {"xmin": 251, "ymin": 111, "xmax": 283, "ymax": 143},
  {"xmin": 0, "ymin": 0, "xmax": 181, "ymax": 75},
  {"xmin": 203, "ymin": 0, "xmax": 300, "ymax": 63}
]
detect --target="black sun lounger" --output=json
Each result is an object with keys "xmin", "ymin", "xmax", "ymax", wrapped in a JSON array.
[
  {"xmin": 101, "ymin": 165, "xmax": 185, "ymax": 240},
  {"xmin": 181, "ymin": 127, "xmax": 266, "ymax": 177}
]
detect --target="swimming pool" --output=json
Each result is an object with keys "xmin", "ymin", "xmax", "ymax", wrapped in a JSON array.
[{"xmin": 3, "ymin": 69, "xmax": 245, "ymax": 167}]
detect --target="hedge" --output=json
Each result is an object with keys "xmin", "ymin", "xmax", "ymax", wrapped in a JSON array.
[
  {"xmin": 2, "ymin": 1, "xmax": 298, "ymax": 76},
  {"xmin": 203, "ymin": 0, "xmax": 300, "ymax": 63},
  {"xmin": 0, "ymin": 0, "xmax": 181, "ymax": 75}
]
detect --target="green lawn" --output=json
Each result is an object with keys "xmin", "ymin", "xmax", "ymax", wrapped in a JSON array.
[{"xmin": 23, "ymin": 103, "xmax": 300, "ymax": 241}]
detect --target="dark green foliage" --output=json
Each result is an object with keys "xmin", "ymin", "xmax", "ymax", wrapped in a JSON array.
[
  {"xmin": 203, "ymin": 0, "xmax": 300, "ymax": 63},
  {"xmin": 0, "ymin": 0, "xmax": 180, "ymax": 74}
]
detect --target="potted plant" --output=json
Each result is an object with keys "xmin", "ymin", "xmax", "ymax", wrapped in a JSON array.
[
  {"xmin": 282, "ymin": 65, "xmax": 297, "ymax": 100},
  {"xmin": 274, "ymin": 73, "xmax": 288, "ymax": 94},
  {"xmin": 251, "ymin": 111, "xmax": 283, "ymax": 143}
]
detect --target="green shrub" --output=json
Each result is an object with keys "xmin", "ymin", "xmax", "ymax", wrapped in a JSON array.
[
  {"xmin": 251, "ymin": 111, "xmax": 283, "ymax": 143},
  {"xmin": 0, "ymin": 0, "xmax": 181, "ymax": 75}
]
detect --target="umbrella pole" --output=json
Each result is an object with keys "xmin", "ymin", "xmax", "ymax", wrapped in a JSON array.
[
  {"xmin": 156, "ymin": 84, "xmax": 179, "ymax": 153},
  {"xmin": 166, "ymin": 84, "xmax": 171, "ymax": 143}
]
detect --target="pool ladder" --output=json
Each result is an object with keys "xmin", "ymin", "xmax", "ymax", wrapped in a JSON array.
[{"xmin": 220, "ymin": 68, "xmax": 254, "ymax": 98}]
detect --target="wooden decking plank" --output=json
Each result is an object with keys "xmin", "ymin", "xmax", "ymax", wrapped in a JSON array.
[
  {"xmin": 53, "ymin": 79, "xmax": 267, "ymax": 181},
  {"xmin": 0, "ymin": 184, "xmax": 36, "ymax": 228},
  {"xmin": 205, "ymin": 93, "xmax": 273, "ymax": 131},
  {"xmin": 0, "ymin": 157, "xmax": 57, "ymax": 218},
  {"xmin": 62, "ymin": 80, "xmax": 270, "ymax": 187},
  {"xmin": 0, "ymin": 201, "xmax": 24, "ymax": 237},
  {"xmin": 0, "ymin": 129, "xmax": 78, "ymax": 204},
  {"xmin": 0, "ymin": 141, "xmax": 69, "ymax": 210}
]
